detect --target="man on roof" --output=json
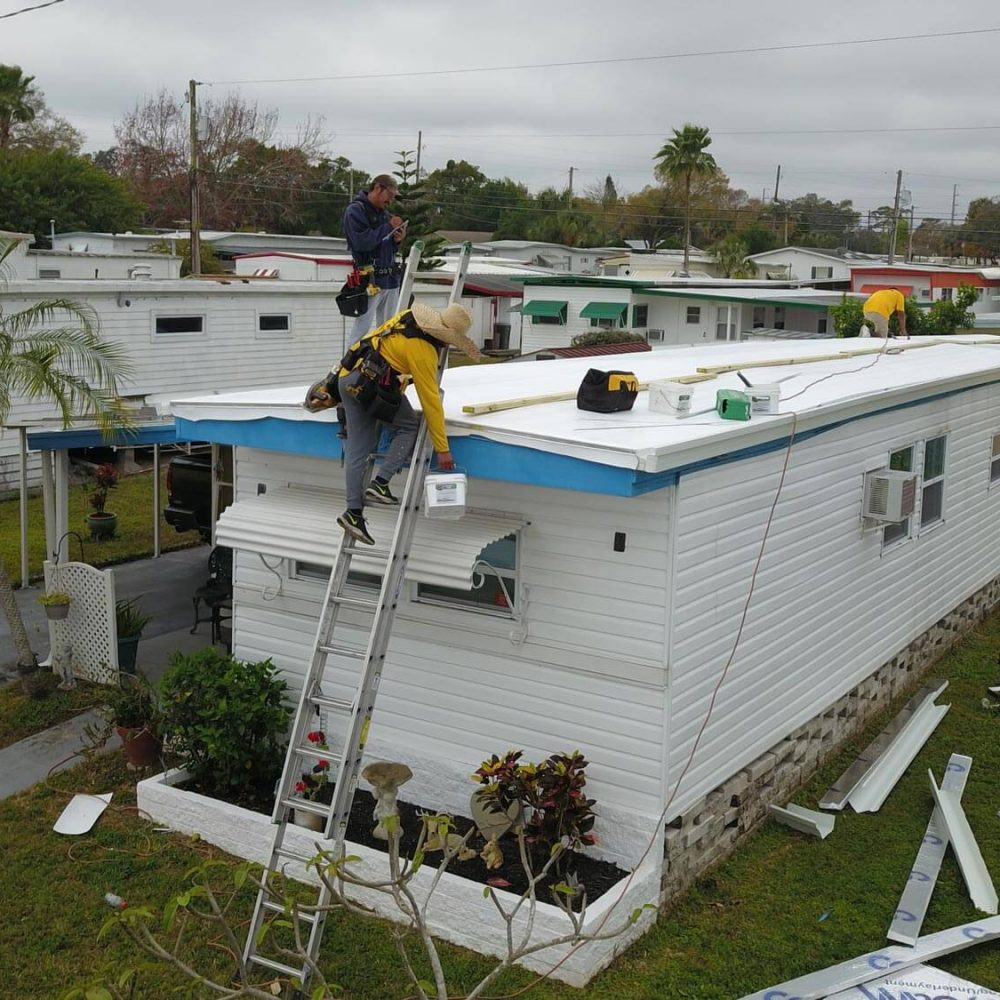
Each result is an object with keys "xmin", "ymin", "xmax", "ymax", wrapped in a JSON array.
[
  {"xmin": 343, "ymin": 174, "xmax": 406, "ymax": 338},
  {"xmin": 862, "ymin": 287, "xmax": 908, "ymax": 340},
  {"xmin": 334, "ymin": 302, "xmax": 481, "ymax": 546}
]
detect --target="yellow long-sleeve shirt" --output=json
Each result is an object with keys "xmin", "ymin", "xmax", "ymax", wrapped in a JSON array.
[
  {"xmin": 377, "ymin": 334, "xmax": 448, "ymax": 452},
  {"xmin": 863, "ymin": 288, "xmax": 905, "ymax": 318}
]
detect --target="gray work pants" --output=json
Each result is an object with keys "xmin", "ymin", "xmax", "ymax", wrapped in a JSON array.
[
  {"xmin": 351, "ymin": 287, "xmax": 398, "ymax": 340},
  {"xmin": 338, "ymin": 367, "xmax": 419, "ymax": 510}
]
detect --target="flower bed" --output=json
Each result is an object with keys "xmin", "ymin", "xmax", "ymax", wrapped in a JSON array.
[{"xmin": 137, "ymin": 768, "xmax": 661, "ymax": 986}]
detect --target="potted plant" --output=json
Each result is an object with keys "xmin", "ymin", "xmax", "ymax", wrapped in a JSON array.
[
  {"xmin": 115, "ymin": 597, "xmax": 152, "ymax": 675},
  {"xmin": 292, "ymin": 730, "xmax": 332, "ymax": 831},
  {"xmin": 90, "ymin": 671, "xmax": 162, "ymax": 767},
  {"xmin": 86, "ymin": 463, "xmax": 119, "ymax": 540},
  {"xmin": 38, "ymin": 590, "xmax": 72, "ymax": 621}
]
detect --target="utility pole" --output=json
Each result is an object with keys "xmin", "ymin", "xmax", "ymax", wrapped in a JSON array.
[
  {"xmin": 568, "ymin": 166, "xmax": 575, "ymax": 197},
  {"xmin": 887, "ymin": 169, "xmax": 903, "ymax": 265},
  {"xmin": 415, "ymin": 130, "xmax": 422, "ymax": 182},
  {"xmin": 950, "ymin": 184, "xmax": 958, "ymax": 227},
  {"xmin": 773, "ymin": 164, "xmax": 781, "ymax": 202},
  {"xmin": 188, "ymin": 79, "xmax": 201, "ymax": 277},
  {"xmin": 907, "ymin": 205, "xmax": 915, "ymax": 262}
]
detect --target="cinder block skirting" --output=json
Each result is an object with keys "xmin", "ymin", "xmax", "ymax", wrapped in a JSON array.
[
  {"xmin": 137, "ymin": 769, "xmax": 660, "ymax": 987},
  {"xmin": 660, "ymin": 576, "xmax": 1000, "ymax": 904}
]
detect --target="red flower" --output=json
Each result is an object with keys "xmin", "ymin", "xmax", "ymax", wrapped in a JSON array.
[
  {"xmin": 307, "ymin": 730, "xmax": 326, "ymax": 744},
  {"xmin": 295, "ymin": 782, "xmax": 306, "ymax": 793},
  {"xmin": 318, "ymin": 759, "xmax": 329, "ymax": 769}
]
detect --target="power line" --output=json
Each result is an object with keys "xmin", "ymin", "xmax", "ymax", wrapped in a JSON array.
[
  {"xmin": 203, "ymin": 26, "xmax": 1000, "ymax": 86},
  {"xmin": 0, "ymin": 0, "xmax": 66, "ymax": 18}
]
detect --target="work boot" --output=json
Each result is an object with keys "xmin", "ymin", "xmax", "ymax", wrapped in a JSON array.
[
  {"xmin": 337, "ymin": 509, "xmax": 375, "ymax": 545},
  {"xmin": 364, "ymin": 478, "xmax": 399, "ymax": 505}
]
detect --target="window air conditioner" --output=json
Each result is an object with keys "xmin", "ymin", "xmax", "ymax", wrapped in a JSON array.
[
  {"xmin": 863, "ymin": 469, "xmax": 917, "ymax": 522},
  {"xmin": 647, "ymin": 328, "xmax": 665, "ymax": 343}
]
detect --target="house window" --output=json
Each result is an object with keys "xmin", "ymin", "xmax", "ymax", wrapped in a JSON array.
[
  {"xmin": 155, "ymin": 315, "xmax": 204, "ymax": 335},
  {"xmin": 532, "ymin": 312, "xmax": 565, "ymax": 326},
  {"xmin": 632, "ymin": 304, "xmax": 649, "ymax": 328},
  {"xmin": 39, "ymin": 268, "xmax": 61, "ymax": 279},
  {"xmin": 810, "ymin": 266, "xmax": 834, "ymax": 280},
  {"xmin": 752, "ymin": 305, "xmax": 766, "ymax": 329},
  {"xmin": 415, "ymin": 535, "xmax": 518, "ymax": 618},
  {"xmin": 258, "ymin": 313, "xmax": 291, "ymax": 334},
  {"xmin": 590, "ymin": 316, "xmax": 624, "ymax": 330},
  {"xmin": 818, "ymin": 317, "xmax": 828, "ymax": 334},
  {"xmin": 920, "ymin": 436, "xmax": 947, "ymax": 528},
  {"xmin": 685, "ymin": 306, "xmax": 701, "ymax": 324},
  {"xmin": 991, "ymin": 433, "xmax": 1000, "ymax": 483},
  {"xmin": 940, "ymin": 287, "xmax": 953, "ymax": 301},
  {"xmin": 773, "ymin": 306, "xmax": 786, "ymax": 330},
  {"xmin": 883, "ymin": 445, "xmax": 913, "ymax": 548},
  {"xmin": 291, "ymin": 560, "xmax": 379, "ymax": 591}
]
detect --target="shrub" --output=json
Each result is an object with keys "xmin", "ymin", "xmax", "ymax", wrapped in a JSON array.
[
  {"xmin": 90, "ymin": 463, "xmax": 119, "ymax": 513},
  {"xmin": 473, "ymin": 749, "xmax": 597, "ymax": 870},
  {"xmin": 570, "ymin": 329, "xmax": 646, "ymax": 348},
  {"xmin": 159, "ymin": 648, "xmax": 292, "ymax": 811}
]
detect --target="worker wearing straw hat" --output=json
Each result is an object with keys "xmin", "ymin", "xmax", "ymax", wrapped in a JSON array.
[{"xmin": 336, "ymin": 302, "xmax": 481, "ymax": 545}]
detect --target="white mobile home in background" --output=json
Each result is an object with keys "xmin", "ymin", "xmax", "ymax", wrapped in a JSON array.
[{"xmin": 168, "ymin": 334, "xmax": 1000, "ymax": 972}]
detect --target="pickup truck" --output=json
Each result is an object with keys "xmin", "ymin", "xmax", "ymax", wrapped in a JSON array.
[{"xmin": 164, "ymin": 453, "xmax": 213, "ymax": 540}]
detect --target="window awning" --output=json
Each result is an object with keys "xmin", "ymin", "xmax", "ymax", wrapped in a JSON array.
[
  {"xmin": 520, "ymin": 299, "xmax": 568, "ymax": 317},
  {"xmin": 215, "ymin": 485, "xmax": 523, "ymax": 589},
  {"xmin": 579, "ymin": 301, "xmax": 628, "ymax": 320}
]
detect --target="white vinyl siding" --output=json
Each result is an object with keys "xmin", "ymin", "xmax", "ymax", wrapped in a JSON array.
[
  {"xmin": 230, "ymin": 448, "xmax": 672, "ymax": 822},
  {"xmin": 666, "ymin": 384, "xmax": 1000, "ymax": 819}
]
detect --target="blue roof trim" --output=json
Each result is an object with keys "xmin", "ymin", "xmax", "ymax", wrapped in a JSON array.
[
  {"xmin": 173, "ymin": 372, "xmax": 1000, "ymax": 498},
  {"xmin": 27, "ymin": 423, "xmax": 181, "ymax": 451}
]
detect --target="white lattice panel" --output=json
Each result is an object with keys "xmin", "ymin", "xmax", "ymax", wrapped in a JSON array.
[{"xmin": 43, "ymin": 560, "xmax": 118, "ymax": 685}]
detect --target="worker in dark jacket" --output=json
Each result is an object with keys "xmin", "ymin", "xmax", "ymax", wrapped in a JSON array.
[
  {"xmin": 336, "ymin": 302, "xmax": 481, "ymax": 545},
  {"xmin": 343, "ymin": 174, "xmax": 406, "ymax": 338}
]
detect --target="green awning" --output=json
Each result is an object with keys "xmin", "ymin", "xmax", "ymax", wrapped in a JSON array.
[
  {"xmin": 580, "ymin": 301, "xmax": 628, "ymax": 320},
  {"xmin": 521, "ymin": 299, "xmax": 568, "ymax": 318}
]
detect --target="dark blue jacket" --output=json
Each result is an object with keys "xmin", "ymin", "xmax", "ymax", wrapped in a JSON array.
[{"xmin": 343, "ymin": 191, "xmax": 400, "ymax": 289}]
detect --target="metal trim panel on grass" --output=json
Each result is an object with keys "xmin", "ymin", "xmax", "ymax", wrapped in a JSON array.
[
  {"xmin": 818, "ymin": 680, "xmax": 948, "ymax": 811},
  {"xmin": 887, "ymin": 752, "xmax": 972, "ymax": 945},
  {"xmin": 738, "ymin": 914, "xmax": 1000, "ymax": 1000},
  {"xmin": 768, "ymin": 803, "xmax": 835, "ymax": 839},
  {"xmin": 929, "ymin": 770, "xmax": 999, "ymax": 914}
]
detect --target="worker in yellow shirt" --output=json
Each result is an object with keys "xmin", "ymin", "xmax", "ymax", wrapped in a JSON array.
[
  {"xmin": 862, "ymin": 288, "xmax": 908, "ymax": 339},
  {"xmin": 334, "ymin": 302, "xmax": 480, "ymax": 545}
]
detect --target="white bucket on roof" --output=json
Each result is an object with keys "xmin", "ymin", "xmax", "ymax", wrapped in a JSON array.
[
  {"xmin": 424, "ymin": 472, "xmax": 467, "ymax": 519},
  {"xmin": 648, "ymin": 379, "xmax": 692, "ymax": 417},
  {"xmin": 748, "ymin": 383, "xmax": 781, "ymax": 415}
]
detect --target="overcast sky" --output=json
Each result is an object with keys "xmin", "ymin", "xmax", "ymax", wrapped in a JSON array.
[{"xmin": 6, "ymin": 0, "xmax": 1000, "ymax": 226}]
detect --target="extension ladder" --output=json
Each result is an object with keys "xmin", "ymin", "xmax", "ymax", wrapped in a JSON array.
[{"xmin": 242, "ymin": 241, "xmax": 473, "ymax": 989}]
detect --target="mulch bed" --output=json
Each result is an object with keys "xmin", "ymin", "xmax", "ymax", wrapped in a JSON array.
[{"xmin": 183, "ymin": 777, "xmax": 628, "ymax": 907}]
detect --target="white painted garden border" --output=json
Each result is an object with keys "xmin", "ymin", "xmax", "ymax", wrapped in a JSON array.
[{"xmin": 137, "ymin": 769, "xmax": 660, "ymax": 986}]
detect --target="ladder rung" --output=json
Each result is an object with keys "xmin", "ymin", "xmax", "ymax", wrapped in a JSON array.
[
  {"xmin": 345, "ymin": 546, "xmax": 393, "ymax": 561},
  {"xmin": 274, "ymin": 844, "xmax": 319, "ymax": 865},
  {"xmin": 281, "ymin": 796, "xmax": 329, "ymax": 818},
  {"xmin": 246, "ymin": 954, "xmax": 304, "ymax": 978},
  {"xmin": 331, "ymin": 595, "xmax": 380, "ymax": 611},
  {"xmin": 295, "ymin": 745, "xmax": 342, "ymax": 765},
  {"xmin": 311, "ymin": 691, "xmax": 355, "ymax": 712},
  {"xmin": 317, "ymin": 642, "xmax": 366, "ymax": 660},
  {"xmin": 262, "ymin": 899, "xmax": 319, "ymax": 923}
]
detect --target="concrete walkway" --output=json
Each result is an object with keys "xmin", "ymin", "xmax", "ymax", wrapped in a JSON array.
[{"xmin": 1, "ymin": 546, "xmax": 228, "ymax": 799}]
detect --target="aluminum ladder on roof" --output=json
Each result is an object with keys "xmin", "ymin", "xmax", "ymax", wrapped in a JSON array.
[{"xmin": 241, "ymin": 241, "xmax": 473, "ymax": 992}]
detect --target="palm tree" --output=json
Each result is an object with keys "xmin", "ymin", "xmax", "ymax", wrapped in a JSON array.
[
  {"xmin": 0, "ymin": 64, "xmax": 37, "ymax": 149},
  {"xmin": 711, "ymin": 234, "xmax": 759, "ymax": 279},
  {"xmin": 0, "ymin": 239, "xmax": 133, "ymax": 671},
  {"xmin": 654, "ymin": 124, "xmax": 718, "ymax": 275}
]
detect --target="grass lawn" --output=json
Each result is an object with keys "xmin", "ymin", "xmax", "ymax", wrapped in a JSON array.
[
  {"xmin": 3, "ymin": 613, "xmax": 1000, "ymax": 999},
  {"xmin": 0, "ymin": 679, "xmax": 101, "ymax": 750},
  {"xmin": 0, "ymin": 465, "xmax": 201, "ymax": 587}
]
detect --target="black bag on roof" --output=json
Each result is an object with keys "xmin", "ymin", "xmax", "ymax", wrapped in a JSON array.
[{"xmin": 576, "ymin": 369, "xmax": 639, "ymax": 413}]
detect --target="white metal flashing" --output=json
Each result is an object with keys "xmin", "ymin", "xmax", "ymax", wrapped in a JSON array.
[
  {"xmin": 768, "ymin": 803, "xmax": 835, "ymax": 839},
  {"xmin": 887, "ymin": 753, "xmax": 972, "ymax": 945},
  {"xmin": 819, "ymin": 681, "xmax": 949, "ymax": 811},
  {"xmin": 847, "ymin": 684, "xmax": 950, "ymax": 813},
  {"xmin": 738, "ymin": 914, "xmax": 1000, "ymax": 1000},
  {"xmin": 215, "ymin": 484, "xmax": 524, "ymax": 589},
  {"xmin": 928, "ymin": 770, "xmax": 999, "ymax": 914}
]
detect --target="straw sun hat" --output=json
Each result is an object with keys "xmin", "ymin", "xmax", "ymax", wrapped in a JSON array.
[{"xmin": 410, "ymin": 302, "xmax": 482, "ymax": 361}]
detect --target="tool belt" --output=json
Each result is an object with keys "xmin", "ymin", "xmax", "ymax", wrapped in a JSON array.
[{"xmin": 346, "ymin": 354, "xmax": 402, "ymax": 422}]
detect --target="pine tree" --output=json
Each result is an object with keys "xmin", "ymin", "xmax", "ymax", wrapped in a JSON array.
[{"xmin": 393, "ymin": 149, "xmax": 444, "ymax": 270}]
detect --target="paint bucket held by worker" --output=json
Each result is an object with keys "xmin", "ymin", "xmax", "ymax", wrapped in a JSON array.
[
  {"xmin": 648, "ymin": 379, "xmax": 692, "ymax": 417},
  {"xmin": 424, "ymin": 472, "xmax": 467, "ymax": 519},
  {"xmin": 749, "ymin": 383, "xmax": 780, "ymax": 415}
]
